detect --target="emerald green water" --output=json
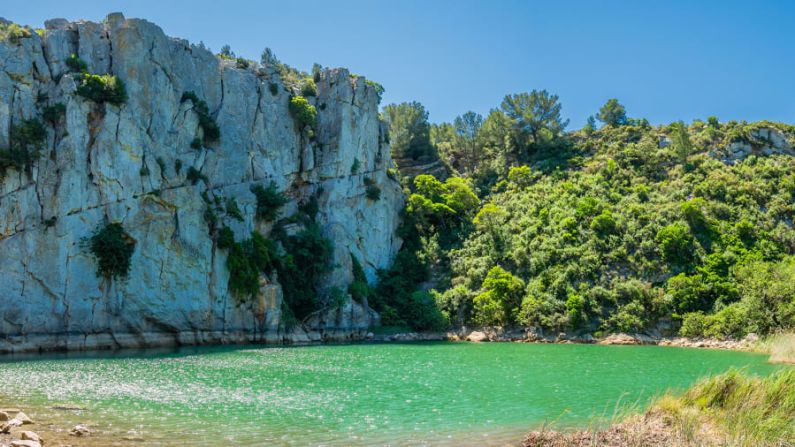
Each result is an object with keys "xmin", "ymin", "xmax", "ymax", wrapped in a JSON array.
[{"xmin": 0, "ymin": 342, "xmax": 780, "ymax": 446}]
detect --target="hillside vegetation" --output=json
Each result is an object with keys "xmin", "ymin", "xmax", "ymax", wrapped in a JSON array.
[{"xmin": 379, "ymin": 95, "xmax": 795, "ymax": 339}]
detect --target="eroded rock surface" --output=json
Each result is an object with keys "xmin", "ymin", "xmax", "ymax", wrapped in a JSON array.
[{"xmin": 0, "ymin": 14, "xmax": 403, "ymax": 352}]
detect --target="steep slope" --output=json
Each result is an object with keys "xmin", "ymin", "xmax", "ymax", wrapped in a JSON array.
[{"xmin": 0, "ymin": 14, "xmax": 403, "ymax": 352}]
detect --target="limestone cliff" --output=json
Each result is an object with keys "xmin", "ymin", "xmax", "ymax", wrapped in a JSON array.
[{"xmin": 0, "ymin": 14, "xmax": 404, "ymax": 352}]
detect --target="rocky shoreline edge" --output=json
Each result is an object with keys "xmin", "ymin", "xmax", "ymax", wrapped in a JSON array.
[
  {"xmin": 375, "ymin": 328, "xmax": 761, "ymax": 351},
  {"xmin": 1, "ymin": 326, "xmax": 760, "ymax": 355},
  {"xmin": 1, "ymin": 408, "xmax": 90, "ymax": 447}
]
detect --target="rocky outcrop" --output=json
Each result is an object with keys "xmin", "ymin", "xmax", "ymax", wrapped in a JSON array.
[
  {"xmin": 711, "ymin": 126, "xmax": 795, "ymax": 164},
  {"xmin": 0, "ymin": 14, "xmax": 403, "ymax": 353}
]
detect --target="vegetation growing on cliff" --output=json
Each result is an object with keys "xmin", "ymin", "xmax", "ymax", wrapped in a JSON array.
[
  {"xmin": 181, "ymin": 91, "xmax": 220, "ymax": 145},
  {"xmin": 88, "ymin": 223, "xmax": 136, "ymax": 280},
  {"xmin": 289, "ymin": 96, "xmax": 317, "ymax": 131},
  {"xmin": 76, "ymin": 72, "xmax": 128, "ymax": 106},
  {"xmin": 0, "ymin": 117, "xmax": 46, "ymax": 176},
  {"xmin": 385, "ymin": 94, "xmax": 795, "ymax": 337}
]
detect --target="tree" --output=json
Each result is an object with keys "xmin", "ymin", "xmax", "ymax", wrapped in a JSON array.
[
  {"xmin": 219, "ymin": 44, "xmax": 235, "ymax": 59},
  {"xmin": 383, "ymin": 102, "xmax": 435, "ymax": 161},
  {"xmin": 452, "ymin": 111, "xmax": 483, "ymax": 173},
  {"xmin": 473, "ymin": 266, "xmax": 525, "ymax": 326},
  {"xmin": 670, "ymin": 121, "xmax": 693, "ymax": 160},
  {"xmin": 260, "ymin": 47, "xmax": 279, "ymax": 66},
  {"xmin": 583, "ymin": 115, "xmax": 597, "ymax": 134},
  {"xmin": 597, "ymin": 98, "xmax": 627, "ymax": 127},
  {"xmin": 500, "ymin": 90, "xmax": 569, "ymax": 146}
]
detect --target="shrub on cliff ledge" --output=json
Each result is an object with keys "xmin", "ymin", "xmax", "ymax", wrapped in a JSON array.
[
  {"xmin": 251, "ymin": 182, "xmax": 287, "ymax": 221},
  {"xmin": 89, "ymin": 223, "xmax": 136, "ymax": 280},
  {"xmin": 225, "ymin": 231, "xmax": 278, "ymax": 299},
  {"xmin": 289, "ymin": 96, "xmax": 317, "ymax": 130},
  {"xmin": 0, "ymin": 118, "xmax": 47, "ymax": 176},
  {"xmin": 0, "ymin": 22, "xmax": 32, "ymax": 44},
  {"xmin": 76, "ymin": 73, "xmax": 128, "ymax": 106}
]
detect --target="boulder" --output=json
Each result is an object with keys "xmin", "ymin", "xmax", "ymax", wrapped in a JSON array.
[
  {"xmin": 0, "ymin": 411, "xmax": 9, "ymax": 422},
  {"xmin": 466, "ymin": 331, "xmax": 489, "ymax": 342},
  {"xmin": 14, "ymin": 412, "xmax": 33, "ymax": 425},
  {"xmin": 598, "ymin": 333, "xmax": 638, "ymax": 345},
  {"xmin": 19, "ymin": 431, "xmax": 42, "ymax": 443},
  {"xmin": 69, "ymin": 424, "xmax": 91, "ymax": 437},
  {"xmin": 10, "ymin": 441, "xmax": 41, "ymax": 447}
]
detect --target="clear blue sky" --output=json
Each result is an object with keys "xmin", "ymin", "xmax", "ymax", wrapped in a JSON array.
[{"xmin": 4, "ymin": 1, "xmax": 795, "ymax": 127}]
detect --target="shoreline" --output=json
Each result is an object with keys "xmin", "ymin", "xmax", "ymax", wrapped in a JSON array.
[{"xmin": 0, "ymin": 327, "xmax": 762, "ymax": 356}]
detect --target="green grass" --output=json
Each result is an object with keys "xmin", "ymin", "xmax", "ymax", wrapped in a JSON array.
[{"xmin": 657, "ymin": 368, "xmax": 795, "ymax": 446}]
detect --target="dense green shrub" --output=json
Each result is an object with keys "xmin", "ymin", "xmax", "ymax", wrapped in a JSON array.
[
  {"xmin": 288, "ymin": 96, "xmax": 317, "ymax": 130},
  {"xmin": 225, "ymin": 197, "xmax": 244, "ymax": 221},
  {"xmin": 89, "ymin": 223, "xmax": 136, "ymax": 280},
  {"xmin": 656, "ymin": 222, "xmax": 695, "ymax": 266},
  {"xmin": 300, "ymin": 77, "xmax": 317, "ymax": 97},
  {"xmin": 251, "ymin": 182, "xmax": 287, "ymax": 221},
  {"xmin": 225, "ymin": 231, "xmax": 278, "ymax": 299},
  {"xmin": 0, "ymin": 118, "xmax": 47, "ymax": 175},
  {"xmin": 277, "ymin": 222, "xmax": 334, "ymax": 319},
  {"xmin": 0, "ymin": 22, "xmax": 32, "ymax": 43},
  {"xmin": 76, "ymin": 73, "xmax": 127, "ymax": 106}
]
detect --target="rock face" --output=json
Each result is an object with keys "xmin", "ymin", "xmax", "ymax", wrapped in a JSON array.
[
  {"xmin": 712, "ymin": 126, "xmax": 795, "ymax": 163},
  {"xmin": 0, "ymin": 14, "xmax": 403, "ymax": 353}
]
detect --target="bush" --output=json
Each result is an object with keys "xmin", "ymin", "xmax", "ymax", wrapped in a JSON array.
[
  {"xmin": 65, "ymin": 54, "xmax": 88, "ymax": 73},
  {"xmin": 473, "ymin": 266, "xmax": 525, "ymax": 326},
  {"xmin": 0, "ymin": 22, "xmax": 32, "ymax": 44},
  {"xmin": 656, "ymin": 222, "xmax": 695, "ymax": 266},
  {"xmin": 89, "ymin": 223, "xmax": 136, "ymax": 280},
  {"xmin": 225, "ymin": 232, "xmax": 278, "ymax": 300},
  {"xmin": 300, "ymin": 77, "xmax": 317, "ymax": 97},
  {"xmin": 590, "ymin": 209, "xmax": 617, "ymax": 236},
  {"xmin": 277, "ymin": 222, "xmax": 334, "ymax": 319},
  {"xmin": 76, "ymin": 73, "xmax": 128, "ymax": 106},
  {"xmin": 365, "ymin": 183, "xmax": 381, "ymax": 201},
  {"xmin": 0, "ymin": 118, "xmax": 47, "ymax": 175},
  {"xmin": 251, "ymin": 182, "xmax": 287, "ymax": 221},
  {"xmin": 225, "ymin": 197, "xmax": 244, "ymax": 221},
  {"xmin": 289, "ymin": 96, "xmax": 317, "ymax": 130}
]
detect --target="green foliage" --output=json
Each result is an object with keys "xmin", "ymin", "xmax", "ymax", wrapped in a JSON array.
[
  {"xmin": 225, "ymin": 197, "xmax": 244, "ymax": 221},
  {"xmin": 88, "ymin": 223, "xmax": 136, "ymax": 280},
  {"xmin": 288, "ymin": 96, "xmax": 317, "ymax": 130},
  {"xmin": 0, "ymin": 118, "xmax": 47, "ymax": 176},
  {"xmin": 224, "ymin": 231, "xmax": 278, "ymax": 300},
  {"xmin": 76, "ymin": 73, "xmax": 127, "ymax": 106},
  {"xmin": 597, "ymin": 98, "xmax": 627, "ymax": 127},
  {"xmin": 251, "ymin": 182, "xmax": 287, "ymax": 221},
  {"xmin": 365, "ymin": 183, "xmax": 381, "ymax": 201},
  {"xmin": 43, "ymin": 103, "xmax": 66, "ymax": 124},
  {"xmin": 300, "ymin": 77, "xmax": 317, "ymax": 97},
  {"xmin": 0, "ymin": 22, "xmax": 32, "ymax": 43},
  {"xmin": 65, "ymin": 54, "xmax": 88, "ymax": 72},
  {"xmin": 351, "ymin": 157, "xmax": 360, "ymax": 174},
  {"xmin": 500, "ymin": 90, "xmax": 569, "ymax": 145},
  {"xmin": 181, "ymin": 91, "xmax": 220, "ymax": 144},
  {"xmin": 365, "ymin": 79, "xmax": 385, "ymax": 103},
  {"xmin": 277, "ymin": 222, "xmax": 334, "ymax": 319},
  {"xmin": 656, "ymin": 222, "xmax": 695, "ymax": 266},
  {"xmin": 417, "ymin": 114, "xmax": 795, "ymax": 336},
  {"xmin": 473, "ymin": 266, "xmax": 525, "ymax": 326},
  {"xmin": 383, "ymin": 102, "xmax": 436, "ymax": 161}
]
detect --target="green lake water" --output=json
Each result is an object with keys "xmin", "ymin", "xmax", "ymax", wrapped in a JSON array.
[{"xmin": 0, "ymin": 342, "xmax": 781, "ymax": 446}]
